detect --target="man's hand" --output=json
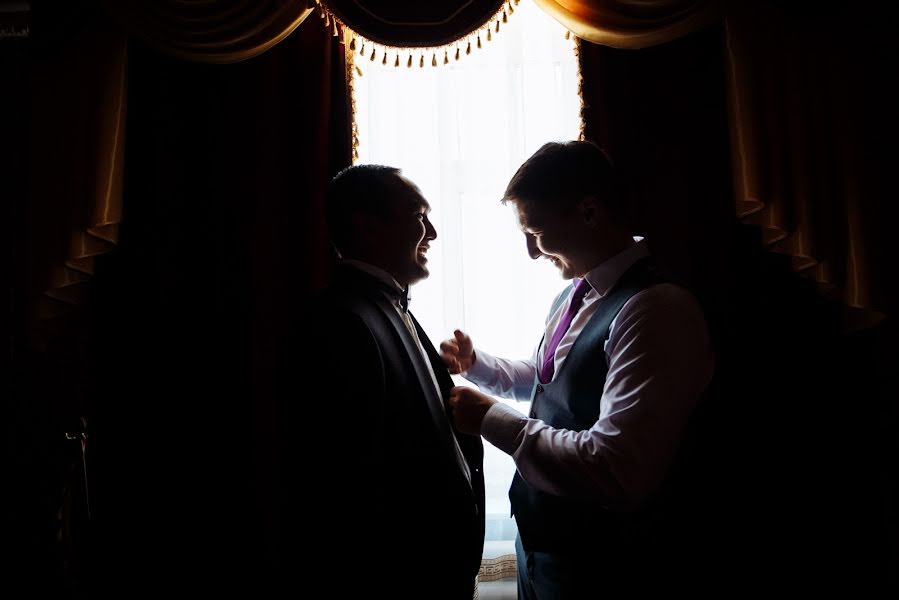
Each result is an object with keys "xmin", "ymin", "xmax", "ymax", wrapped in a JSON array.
[
  {"xmin": 440, "ymin": 330, "xmax": 476, "ymax": 374},
  {"xmin": 447, "ymin": 386, "xmax": 496, "ymax": 435}
]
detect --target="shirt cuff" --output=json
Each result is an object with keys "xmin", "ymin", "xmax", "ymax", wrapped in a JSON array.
[
  {"xmin": 481, "ymin": 402, "xmax": 528, "ymax": 456},
  {"xmin": 463, "ymin": 348, "xmax": 498, "ymax": 385}
]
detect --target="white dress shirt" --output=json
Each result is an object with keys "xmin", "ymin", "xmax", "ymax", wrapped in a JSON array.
[{"xmin": 464, "ymin": 241, "xmax": 713, "ymax": 506}]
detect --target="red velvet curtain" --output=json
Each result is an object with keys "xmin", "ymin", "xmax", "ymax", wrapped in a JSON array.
[
  {"xmin": 724, "ymin": 1, "xmax": 894, "ymax": 327},
  {"xmin": 577, "ymin": 24, "xmax": 893, "ymax": 593},
  {"xmin": 578, "ymin": 26, "xmax": 733, "ymax": 313},
  {"xmin": 20, "ymin": 14, "xmax": 349, "ymax": 591}
]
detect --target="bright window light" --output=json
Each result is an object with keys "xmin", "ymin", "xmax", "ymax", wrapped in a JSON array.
[{"xmin": 352, "ymin": 0, "xmax": 582, "ymax": 544}]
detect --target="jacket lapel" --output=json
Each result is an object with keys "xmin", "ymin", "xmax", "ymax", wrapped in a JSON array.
[{"xmin": 337, "ymin": 268, "xmax": 468, "ymax": 483}]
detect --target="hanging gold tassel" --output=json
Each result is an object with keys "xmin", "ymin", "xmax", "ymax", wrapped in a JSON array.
[
  {"xmin": 355, "ymin": 65, "xmax": 363, "ymax": 77},
  {"xmin": 477, "ymin": 33, "xmax": 482, "ymax": 49},
  {"xmin": 395, "ymin": 53, "xmax": 400, "ymax": 67},
  {"xmin": 496, "ymin": 20, "xmax": 500, "ymax": 32},
  {"xmin": 565, "ymin": 30, "xmax": 571, "ymax": 40},
  {"xmin": 466, "ymin": 40, "xmax": 471, "ymax": 55},
  {"xmin": 508, "ymin": 1, "xmax": 514, "ymax": 14},
  {"xmin": 503, "ymin": 10, "xmax": 508, "ymax": 23},
  {"xmin": 349, "ymin": 38, "xmax": 356, "ymax": 52},
  {"xmin": 487, "ymin": 28, "xmax": 492, "ymax": 42},
  {"xmin": 444, "ymin": 50, "xmax": 449, "ymax": 65},
  {"xmin": 382, "ymin": 52, "xmax": 387, "ymax": 65},
  {"xmin": 370, "ymin": 47, "xmax": 376, "ymax": 61},
  {"xmin": 407, "ymin": 53, "xmax": 413, "ymax": 68},
  {"xmin": 432, "ymin": 53, "xmax": 437, "ymax": 67},
  {"xmin": 359, "ymin": 42, "xmax": 365, "ymax": 56},
  {"xmin": 419, "ymin": 54, "xmax": 424, "ymax": 68},
  {"xmin": 455, "ymin": 46, "xmax": 460, "ymax": 61}
]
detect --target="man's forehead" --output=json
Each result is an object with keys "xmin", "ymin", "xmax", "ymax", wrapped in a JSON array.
[
  {"xmin": 393, "ymin": 176, "xmax": 430, "ymax": 210},
  {"xmin": 401, "ymin": 191, "xmax": 430, "ymax": 212},
  {"xmin": 512, "ymin": 200, "xmax": 544, "ymax": 226}
]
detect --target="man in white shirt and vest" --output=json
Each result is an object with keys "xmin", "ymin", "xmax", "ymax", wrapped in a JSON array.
[{"xmin": 441, "ymin": 141, "xmax": 714, "ymax": 598}]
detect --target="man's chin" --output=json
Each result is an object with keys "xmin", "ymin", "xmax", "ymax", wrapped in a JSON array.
[
  {"xmin": 409, "ymin": 264, "xmax": 429, "ymax": 284},
  {"xmin": 557, "ymin": 266, "xmax": 576, "ymax": 280}
]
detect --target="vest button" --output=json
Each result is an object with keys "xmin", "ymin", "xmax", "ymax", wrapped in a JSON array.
[{"xmin": 536, "ymin": 384, "xmax": 544, "ymax": 393}]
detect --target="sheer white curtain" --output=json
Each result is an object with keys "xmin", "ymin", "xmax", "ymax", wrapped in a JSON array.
[{"xmin": 353, "ymin": 0, "xmax": 581, "ymax": 557}]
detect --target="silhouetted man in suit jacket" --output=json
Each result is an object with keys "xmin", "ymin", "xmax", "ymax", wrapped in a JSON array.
[{"xmin": 283, "ymin": 165, "xmax": 484, "ymax": 599}]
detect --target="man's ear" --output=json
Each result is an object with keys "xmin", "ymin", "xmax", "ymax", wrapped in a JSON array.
[
  {"xmin": 342, "ymin": 211, "xmax": 380, "ymax": 260},
  {"xmin": 580, "ymin": 195, "xmax": 600, "ymax": 227},
  {"xmin": 350, "ymin": 210, "xmax": 379, "ymax": 239}
]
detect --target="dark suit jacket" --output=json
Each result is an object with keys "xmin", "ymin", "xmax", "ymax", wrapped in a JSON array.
[{"xmin": 281, "ymin": 266, "xmax": 485, "ymax": 598}]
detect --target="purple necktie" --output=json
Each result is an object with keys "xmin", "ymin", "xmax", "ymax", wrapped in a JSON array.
[{"xmin": 539, "ymin": 278, "xmax": 592, "ymax": 384}]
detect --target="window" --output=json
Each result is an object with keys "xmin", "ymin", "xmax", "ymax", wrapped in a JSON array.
[{"xmin": 352, "ymin": 0, "xmax": 581, "ymax": 556}]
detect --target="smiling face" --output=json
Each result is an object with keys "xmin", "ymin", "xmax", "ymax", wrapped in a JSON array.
[
  {"xmin": 513, "ymin": 198, "xmax": 593, "ymax": 280},
  {"xmin": 503, "ymin": 141, "xmax": 634, "ymax": 280},
  {"xmin": 367, "ymin": 174, "xmax": 437, "ymax": 287}
]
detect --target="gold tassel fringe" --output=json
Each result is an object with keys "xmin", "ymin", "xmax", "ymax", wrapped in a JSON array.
[
  {"xmin": 343, "ymin": 0, "xmax": 575, "ymax": 165},
  {"xmin": 320, "ymin": 0, "xmax": 531, "ymax": 71}
]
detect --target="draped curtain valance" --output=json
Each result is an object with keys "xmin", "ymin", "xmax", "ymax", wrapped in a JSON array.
[
  {"xmin": 322, "ymin": 0, "xmax": 506, "ymax": 47},
  {"xmin": 35, "ymin": 0, "xmax": 886, "ymax": 333},
  {"xmin": 534, "ymin": 0, "xmax": 720, "ymax": 49},
  {"xmin": 104, "ymin": 0, "xmax": 314, "ymax": 64}
]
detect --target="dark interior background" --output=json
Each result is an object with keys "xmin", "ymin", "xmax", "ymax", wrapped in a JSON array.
[{"xmin": 6, "ymin": 0, "xmax": 896, "ymax": 595}]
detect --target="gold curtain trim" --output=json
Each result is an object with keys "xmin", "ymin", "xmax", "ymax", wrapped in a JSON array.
[
  {"xmin": 104, "ymin": 1, "xmax": 313, "ymax": 64},
  {"xmin": 532, "ymin": 0, "xmax": 721, "ymax": 49},
  {"xmin": 346, "ymin": 31, "xmax": 360, "ymax": 163},
  {"xmin": 343, "ymin": 0, "xmax": 580, "ymax": 161},
  {"xmin": 321, "ymin": 0, "xmax": 522, "ymax": 74},
  {"xmin": 477, "ymin": 553, "xmax": 517, "ymax": 582},
  {"xmin": 574, "ymin": 37, "xmax": 587, "ymax": 141}
]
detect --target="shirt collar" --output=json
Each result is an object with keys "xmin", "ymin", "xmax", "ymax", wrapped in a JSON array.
[
  {"xmin": 342, "ymin": 259, "xmax": 410, "ymax": 309},
  {"xmin": 342, "ymin": 259, "xmax": 404, "ymax": 292},
  {"xmin": 582, "ymin": 237, "xmax": 649, "ymax": 298}
]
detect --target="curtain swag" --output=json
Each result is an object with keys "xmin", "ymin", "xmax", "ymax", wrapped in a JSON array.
[
  {"xmin": 316, "ymin": 0, "xmax": 526, "ymax": 73},
  {"xmin": 104, "ymin": 0, "xmax": 314, "ymax": 64}
]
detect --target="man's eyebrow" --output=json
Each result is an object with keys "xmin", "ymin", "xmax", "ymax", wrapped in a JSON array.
[{"xmin": 520, "ymin": 216, "xmax": 540, "ymax": 230}]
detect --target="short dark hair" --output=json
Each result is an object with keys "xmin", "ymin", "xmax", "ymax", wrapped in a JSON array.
[
  {"xmin": 503, "ymin": 141, "xmax": 629, "ymax": 226},
  {"xmin": 326, "ymin": 164, "xmax": 402, "ymax": 254}
]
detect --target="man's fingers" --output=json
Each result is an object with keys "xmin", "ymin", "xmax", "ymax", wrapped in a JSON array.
[
  {"xmin": 454, "ymin": 330, "xmax": 473, "ymax": 355},
  {"xmin": 440, "ymin": 339, "xmax": 459, "ymax": 355}
]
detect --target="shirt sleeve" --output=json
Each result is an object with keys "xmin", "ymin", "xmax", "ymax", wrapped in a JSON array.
[
  {"xmin": 462, "ymin": 287, "xmax": 569, "ymax": 401},
  {"xmin": 462, "ymin": 348, "xmax": 537, "ymax": 402},
  {"xmin": 480, "ymin": 283, "xmax": 714, "ymax": 508}
]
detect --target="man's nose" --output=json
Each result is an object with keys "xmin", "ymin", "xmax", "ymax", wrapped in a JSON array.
[
  {"xmin": 424, "ymin": 216, "xmax": 437, "ymax": 240},
  {"xmin": 525, "ymin": 233, "xmax": 542, "ymax": 260}
]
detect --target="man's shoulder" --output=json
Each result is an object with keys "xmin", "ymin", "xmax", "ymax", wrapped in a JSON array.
[
  {"xmin": 316, "ymin": 281, "xmax": 385, "ymax": 318},
  {"xmin": 618, "ymin": 283, "xmax": 708, "ymax": 333},
  {"xmin": 627, "ymin": 282, "xmax": 703, "ymax": 311}
]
